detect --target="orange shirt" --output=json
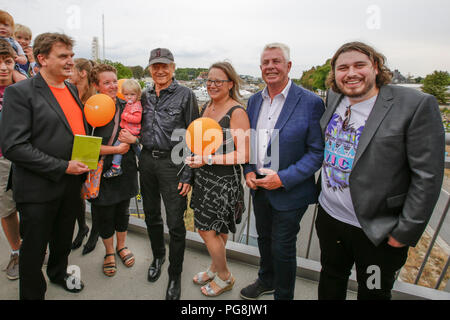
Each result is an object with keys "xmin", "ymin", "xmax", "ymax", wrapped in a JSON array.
[{"xmin": 49, "ymin": 85, "xmax": 86, "ymax": 136}]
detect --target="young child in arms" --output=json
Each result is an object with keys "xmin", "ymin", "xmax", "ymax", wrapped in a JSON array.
[{"xmin": 104, "ymin": 79, "xmax": 142, "ymax": 178}]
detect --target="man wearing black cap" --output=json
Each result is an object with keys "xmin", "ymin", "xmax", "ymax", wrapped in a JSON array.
[{"xmin": 120, "ymin": 48, "xmax": 199, "ymax": 300}]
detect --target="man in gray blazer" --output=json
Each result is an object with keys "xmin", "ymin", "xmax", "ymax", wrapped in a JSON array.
[{"xmin": 316, "ymin": 41, "xmax": 444, "ymax": 300}]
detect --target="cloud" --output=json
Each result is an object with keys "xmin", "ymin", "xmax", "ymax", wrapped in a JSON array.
[{"xmin": 3, "ymin": 0, "xmax": 449, "ymax": 77}]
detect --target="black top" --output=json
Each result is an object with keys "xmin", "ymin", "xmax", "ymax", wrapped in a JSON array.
[
  {"xmin": 89, "ymin": 99, "xmax": 139, "ymax": 206},
  {"xmin": 140, "ymin": 79, "xmax": 199, "ymax": 183}
]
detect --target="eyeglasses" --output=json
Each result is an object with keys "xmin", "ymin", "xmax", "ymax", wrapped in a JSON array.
[
  {"xmin": 342, "ymin": 105, "xmax": 352, "ymax": 131},
  {"xmin": 205, "ymin": 79, "xmax": 231, "ymax": 87}
]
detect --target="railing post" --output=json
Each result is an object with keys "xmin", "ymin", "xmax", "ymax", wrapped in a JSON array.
[
  {"xmin": 305, "ymin": 204, "xmax": 318, "ymax": 259},
  {"xmin": 414, "ymin": 196, "xmax": 450, "ymax": 284}
]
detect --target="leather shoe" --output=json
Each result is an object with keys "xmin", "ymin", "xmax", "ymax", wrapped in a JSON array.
[
  {"xmin": 165, "ymin": 274, "xmax": 181, "ymax": 300},
  {"xmin": 52, "ymin": 274, "xmax": 85, "ymax": 293},
  {"xmin": 82, "ymin": 232, "xmax": 99, "ymax": 255},
  {"xmin": 72, "ymin": 225, "xmax": 89, "ymax": 250},
  {"xmin": 147, "ymin": 257, "xmax": 165, "ymax": 282}
]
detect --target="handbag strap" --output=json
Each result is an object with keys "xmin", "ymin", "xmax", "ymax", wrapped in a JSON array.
[{"xmin": 100, "ymin": 107, "xmax": 121, "ymax": 161}]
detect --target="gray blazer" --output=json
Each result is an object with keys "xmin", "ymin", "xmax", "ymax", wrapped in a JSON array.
[{"xmin": 320, "ymin": 84, "xmax": 445, "ymax": 246}]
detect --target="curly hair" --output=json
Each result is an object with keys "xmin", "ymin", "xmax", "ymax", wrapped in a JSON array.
[
  {"xmin": 89, "ymin": 63, "xmax": 117, "ymax": 85},
  {"xmin": 326, "ymin": 41, "xmax": 392, "ymax": 93}
]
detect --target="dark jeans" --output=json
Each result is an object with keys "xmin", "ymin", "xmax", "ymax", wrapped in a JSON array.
[
  {"xmin": 92, "ymin": 199, "xmax": 130, "ymax": 239},
  {"xmin": 253, "ymin": 189, "xmax": 307, "ymax": 300},
  {"xmin": 139, "ymin": 149, "xmax": 187, "ymax": 276},
  {"xmin": 315, "ymin": 204, "xmax": 409, "ymax": 300},
  {"xmin": 17, "ymin": 175, "xmax": 82, "ymax": 300}
]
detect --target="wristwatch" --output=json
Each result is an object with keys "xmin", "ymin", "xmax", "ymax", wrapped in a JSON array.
[
  {"xmin": 135, "ymin": 137, "xmax": 140, "ymax": 145},
  {"xmin": 207, "ymin": 154, "xmax": 213, "ymax": 165}
]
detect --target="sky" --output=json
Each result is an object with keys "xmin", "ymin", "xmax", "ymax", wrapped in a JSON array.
[{"xmin": 2, "ymin": 0, "xmax": 449, "ymax": 78}]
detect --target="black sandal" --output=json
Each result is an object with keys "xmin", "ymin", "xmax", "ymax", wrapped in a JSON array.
[{"xmin": 103, "ymin": 253, "xmax": 117, "ymax": 277}]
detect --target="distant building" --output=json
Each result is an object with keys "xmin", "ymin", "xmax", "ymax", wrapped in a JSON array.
[
  {"xmin": 392, "ymin": 69, "xmax": 407, "ymax": 84},
  {"xmin": 91, "ymin": 37, "xmax": 99, "ymax": 61}
]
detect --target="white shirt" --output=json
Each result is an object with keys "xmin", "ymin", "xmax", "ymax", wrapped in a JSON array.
[
  {"xmin": 319, "ymin": 95, "xmax": 377, "ymax": 228},
  {"xmin": 256, "ymin": 79, "xmax": 292, "ymax": 172}
]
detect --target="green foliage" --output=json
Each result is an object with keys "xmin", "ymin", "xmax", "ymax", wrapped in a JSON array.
[
  {"xmin": 422, "ymin": 71, "xmax": 450, "ymax": 105},
  {"xmin": 129, "ymin": 65, "xmax": 145, "ymax": 79},
  {"xmin": 175, "ymin": 68, "xmax": 208, "ymax": 81},
  {"xmin": 138, "ymin": 80, "xmax": 146, "ymax": 89},
  {"xmin": 101, "ymin": 59, "xmax": 133, "ymax": 80},
  {"xmin": 300, "ymin": 59, "xmax": 331, "ymax": 92}
]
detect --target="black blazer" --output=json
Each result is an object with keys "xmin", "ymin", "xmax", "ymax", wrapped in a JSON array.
[{"xmin": 0, "ymin": 73, "xmax": 89, "ymax": 203}]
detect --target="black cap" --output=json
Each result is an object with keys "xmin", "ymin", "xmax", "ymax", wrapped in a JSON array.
[{"xmin": 149, "ymin": 48, "xmax": 174, "ymax": 65}]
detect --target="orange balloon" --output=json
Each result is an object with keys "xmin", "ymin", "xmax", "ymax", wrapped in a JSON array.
[
  {"xmin": 186, "ymin": 117, "xmax": 223, "ymax": 156},
  {"xmin": 84, "ymin": 94, "xmax": 116, "ymax": 127},
  {"xmin": 117, "ymin": 79, "xmax": 126, "ymax": 100}
]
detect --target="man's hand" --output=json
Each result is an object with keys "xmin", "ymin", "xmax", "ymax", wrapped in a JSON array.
[
  {"xmin": 118, "ymin": 129, "xmax": 137, "ymax": 144},
  {"xmin": 184, "ymin": 155, "xmax": 205, "ymax": 169},
  {"xmin": 116, "ymin": 143, "xmax": 130, "ymax": 155},
  {"xmin": 66, "ymin": 160, "xmax": 90, "ymax": 175},
  {"xmin": 178, "ymin": 183, "xmax": 191, "ymax": 196},
  {"xmin": 387, "ymin": 235, "xmax": 406, "ymax": 248},
  {"xmin": 245, "ymin": 172, "xmax": 258, "ymax": 190},
  {"xmin": 254, "ymin": 168, "xmax": 283, "ymax": 190}
]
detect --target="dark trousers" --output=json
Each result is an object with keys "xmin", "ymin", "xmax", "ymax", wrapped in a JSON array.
[
  {"xmin": 253, "ymin": 189, "xmax": 307, "ymax": 300},
  {"xmin": 92, "ymin": 199, "xmax": 130, "ymax": 239},
  {"xmin": 17, "ymin": 175, "xmax": 82, "ymax": 300},
  {"xmin": 315, "ymin": 204, "xmax": 409, "ymax": 300},
  {"xmin": 139, "ymin": 149, "xmax": 187, "ymax": 276}
]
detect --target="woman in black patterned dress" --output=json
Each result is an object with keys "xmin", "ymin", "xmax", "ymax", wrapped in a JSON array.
[{"xmin": 185, "ymin": 62, "xmax": 250, "ymax": 297}]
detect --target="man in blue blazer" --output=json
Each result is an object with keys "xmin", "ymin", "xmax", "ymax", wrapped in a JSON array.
[{"xmin": 240, "ymin": 43, "xmax": 325, "ymax": 300}]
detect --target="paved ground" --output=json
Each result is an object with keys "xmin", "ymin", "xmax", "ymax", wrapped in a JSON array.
[{"xmin": 0, "ymin": 221, "xmax": 357, "ymax": 300}]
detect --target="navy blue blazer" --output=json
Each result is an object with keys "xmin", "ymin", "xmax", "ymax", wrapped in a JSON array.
[{"xmin": 243, "ymin": 82, "xmax": 325, "ymax": 211}]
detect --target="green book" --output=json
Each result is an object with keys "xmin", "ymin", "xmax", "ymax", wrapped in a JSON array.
[{"xmin": 71, "ymin": 135, "xmax": 102, "ymax": 170}]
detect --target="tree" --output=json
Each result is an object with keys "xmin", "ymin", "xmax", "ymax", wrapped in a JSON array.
[
  {"xmin": 129, "ymin": 66, "xmax": 145, "ymax": 79},
  {"xmin": 422, "ymin": 71, "xmax": 450, "ymax": 105},
  {"xmin": 299, "ymin": 59, "xmax": 331, "ymax": 92},
  {"xmin": 101, "ymin": 59, "xmax": 133, "ymax": 79}
]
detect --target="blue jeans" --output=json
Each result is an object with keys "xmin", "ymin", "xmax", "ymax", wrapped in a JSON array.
[
  {"xmin": 112, "ymin": 141, "xmax": 141, "ymax": 166},
  {"xmin": 253, "ymin": 189, "xmax": 307, "ymax": 300}
]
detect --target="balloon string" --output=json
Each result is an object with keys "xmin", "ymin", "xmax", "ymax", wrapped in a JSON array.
[
  {"xmin": 88, "ymin": 126, "xmax": 96, "ymax": 183},
  {"xmin": 177, "ymin": 151, "xmax": 193, "ymax": 176}
]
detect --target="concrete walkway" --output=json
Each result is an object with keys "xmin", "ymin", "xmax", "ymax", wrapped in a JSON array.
[{"xmin": 0, "ymin": 221, "xmax": 357, "ymax": 300}]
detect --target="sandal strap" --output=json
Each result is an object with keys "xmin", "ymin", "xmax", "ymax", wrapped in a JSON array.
[
  {"xmin": 214, "ymin": 273, "xmax": 233, "ymax": 289},
  {"xmin": 116, "ymin": 247, "xmax": 128, "ymax": 254},
  {"xmin": 104, "ymin": 253, "xmax": 115, "ymax": 258}
]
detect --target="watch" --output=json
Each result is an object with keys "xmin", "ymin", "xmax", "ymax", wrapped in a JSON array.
[{"xmin": 207, "ymin": 154, "xmax": 213, "ymax": 165}]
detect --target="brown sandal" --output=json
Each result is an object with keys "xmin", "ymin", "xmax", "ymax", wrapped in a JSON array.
[
  {"xmin": 117, "ymin": 247, "xmax": 135, "ymax": 268},
  {"xmin": 103, "ymin": 253, "xmax": 117, "ymax": 277}
]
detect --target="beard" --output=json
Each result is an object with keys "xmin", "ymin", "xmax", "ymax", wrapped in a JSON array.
[{"xmin": 337, "ymin": 77, "xmax": 376, "ymax": 99}]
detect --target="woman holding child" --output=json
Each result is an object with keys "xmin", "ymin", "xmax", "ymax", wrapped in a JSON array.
[
  {"xmin": 185, "ymin": 61, "xmax": 250, "ymax": 297},
  {"xmin": 89, "ymin": 64, "xmax": 139, "ymax": 277}
]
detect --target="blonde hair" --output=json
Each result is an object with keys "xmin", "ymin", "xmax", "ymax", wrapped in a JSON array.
[
  {"xmin": 209, "ymin": 61, "xmax": 242, "ymax": 104},
  {"xmin": 14, "ymin": 24, "xmax": 32, "ymax": 39},
  {"xmin": 121, "ymin": 79, "xmax": 141, "ymax": 97}
]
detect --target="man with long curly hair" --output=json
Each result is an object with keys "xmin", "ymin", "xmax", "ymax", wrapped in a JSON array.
[{"xmin": 316, "ymin": 41, "xmax": 444, "ymax": 300}]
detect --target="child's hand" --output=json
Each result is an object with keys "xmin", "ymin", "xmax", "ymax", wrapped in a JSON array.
[
  {"xmin": 23, "ymin": 47, "xmax": 34, "ymax": 62},
  {"xmin": 15, "ymin": 54, "xmax": 28, "ymax": 65}
]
